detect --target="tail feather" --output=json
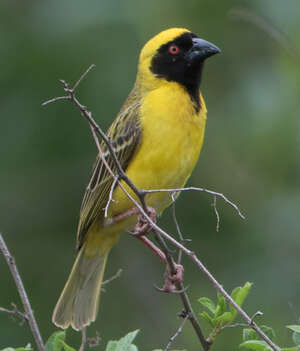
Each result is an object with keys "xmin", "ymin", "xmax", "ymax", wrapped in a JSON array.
[{"xmin": 52, "ymin": 244, "xmax": 108, "ymax": 331}]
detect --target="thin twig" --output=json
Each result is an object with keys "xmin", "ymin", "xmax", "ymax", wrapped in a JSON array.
[
  {"xmin": 0, "ymin": 304, "xmax": 29, "ymax": 324},
  {"xmin": 72, "ymin": 64, "xmax": 96, "ymax": 91},
  {"xmin": 42, "ymin": 96, "xmax": 70, "ymax": 106},
  {"xmin": 227, "ymin": 310, "xmax": 263, "ymax": 329},
  {"xmin": 171, "ymin": 193, "xmax": 185, "ymax": 264},
  {"xmin": 104, "ymin": 176, "xmax": 119, "ymax": 218},
  {"xmin": 164, "ymin": 313, "xmax": 189, "ymax": 351},
  {"xmin": 42, "ymin": 70, "xmax": 148, "ymax": 212},
  {"xmin": 43, "ymin": 66, "xmax": 281, "ymax": 351},
  {"xmin": 102, "ymin": 269, "xmax": 122, "ymax": 287},
  {"xmin": 0, "ymin": 234, "xmax": 45, "ymax": 351},
  {"xmin": 141, "ymin": 187, "xmax": 245, "ymax": 220},
  {"xmin": 213, "ymin": 195, "xmax": 220, "ymax": 232},
  {"xmin": 79, "ymin": 327, "xmax": 87, "ymax": 351}
]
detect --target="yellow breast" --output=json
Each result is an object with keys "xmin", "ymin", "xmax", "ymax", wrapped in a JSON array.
[{"xmin": 110, "ymin": 82, "xmax": 207, "ymax": 218}]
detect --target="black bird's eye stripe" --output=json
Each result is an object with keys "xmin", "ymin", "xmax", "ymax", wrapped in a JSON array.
[
  {"xmin": 155, "ymin": 32, "xmax": 194, "ymax": 54},
  {"xmin": 150, "ymin": 32, "xmax": 202, "ymax": 112}
]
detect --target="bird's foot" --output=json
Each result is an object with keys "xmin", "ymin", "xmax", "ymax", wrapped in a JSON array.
[
  {"xmin": 155, "ymin": 263, "xmax": 185, "ymax": 293},
  {"xmin": 104, "ymin": 207, "xmax": 140, "ymax": 227},
  {"xmin": 133, "ymin": 207, "xmax": 157, "ymax": 237}
]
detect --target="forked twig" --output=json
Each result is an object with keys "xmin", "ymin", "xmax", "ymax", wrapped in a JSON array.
[
  {"xmin": 0, "ymin": 303, "xmax": 29, "ymax": 324},
  {"xmin": 141, "ymin": 187, "xmax": 245, "ymax": 221},
  {"xmin": 42, "ymin": 66, "xmax": 281, "ymax": 351},
  {"xmin": 164, "ymin": 312, "xmax": 190, "ymax": 351}
]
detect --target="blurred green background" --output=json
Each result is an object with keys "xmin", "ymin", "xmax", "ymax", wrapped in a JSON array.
[{"xmin": 1, "ymin": 0, "xmax": 299, "ymax": 350}]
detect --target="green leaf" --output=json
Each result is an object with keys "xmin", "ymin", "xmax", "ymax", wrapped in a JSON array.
[
  {"xmin": 242, "ymin": 326, "xmax": 275, "ymax": 343},
  {"xmin": 105, "ymin": 330, "xmax": 139, "ymax": 351},
  {"xmin": 239, "ymin": 340, "xmax": 272, "ymax": 350},
  {"xmin": 260, "ymin": 326, "xmax": 276, "ymax": 342},
  {"xmin": 128, "ymin": 345, "xmax": 138, "ymax": 351},
  {"xmin": 1, "ymin": 345, "xmax": 32, "ymax": 351},
  {"xmin": 292, "ymin": 331, "xmax": 300, "ymax": 346},
  {"xmin": 198, "ymin": 297, "xmax": 216, "ymax": 315},
  {"xmin": 106, "ymin": 341, "xmax": 118, "ymax": 351},
  {"xmin": 243, "ymin": 328, "xmax": 259, "ymax": 341},
  {"xmin": 45, "ymin": 331, "xmax": 67, "ymax": 351},
  {"xmin": 286, "ymin": 325, "xmax": 300, "ymax": 345},
  {"xmin": 61, "ymin": 341, "xmax": 76, "ymax": 351},
  {"xmin": 287, "ymin": 325, "xmax": 300, "ymax": 333},
  {"xmin": 281, "ymin": 348, "xmax": 300, "ymax": 351},
  {"xmin": 215, "ymin": 293, "xmax": 226, "ymax": 318},
  {"xmin": 230, "ymin": 282, "xmax": 252, "ymax": 318},
  {"xmin": 2, "ymin": 347, "xmax": 32, "ymax": 351},
  {"xmin": 200, "ymin": 311, "xmax": 216, "ymax": 328},
  {"xmin": 215, "ymin": 311, "xmax": 233, "ymax": 325}
]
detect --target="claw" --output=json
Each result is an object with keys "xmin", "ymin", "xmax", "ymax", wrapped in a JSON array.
[
  {"xmin": 154, "ymin": 283, "xmax": 189, "ymax": 294},
  {"xmin": 133, "ymin": 207, "xmax": 157, "ymax": 237},
  {"xmin": 154, "ymin": 263, "xmax": 185, "ymax": 293}
]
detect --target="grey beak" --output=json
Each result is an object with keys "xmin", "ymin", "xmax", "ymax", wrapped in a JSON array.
[{"xmin": 189, "ymin": 38, "xmax": 221, "ymax": 61}]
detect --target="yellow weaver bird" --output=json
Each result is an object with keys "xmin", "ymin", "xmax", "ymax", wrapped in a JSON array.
[{"xmin": 52, "ymin": 27, "xmax": 220, "ymax": 330}]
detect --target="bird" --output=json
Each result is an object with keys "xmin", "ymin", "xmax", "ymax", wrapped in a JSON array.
[{"xmin": 52, "ymin": 27, "xmax": 220, "ymax": 331}]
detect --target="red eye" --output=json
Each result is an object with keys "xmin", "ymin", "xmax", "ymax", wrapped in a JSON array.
[{"xmin": 169, "ymin": 45, "xmax": 180, "ymax": 55}]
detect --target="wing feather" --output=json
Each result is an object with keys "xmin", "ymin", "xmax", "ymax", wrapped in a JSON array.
[{"xmin": 76, "ymin": 91, "xmax": 142, "ymax": 250}]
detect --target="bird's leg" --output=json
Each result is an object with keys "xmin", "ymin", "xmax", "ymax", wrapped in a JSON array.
[
  {"xmin": 106, "ymin": 205, "xmax": 184, "ymax": 292},
  {"xmin": 104, "ymin": 206, "xmax": 156, "ymax": 236},
  {"xmin": 104, "ymin": 207, "xmax": 140, "ymax": 227},
  {"xmin": 136, "ymin": 235, "xmax": 167, "ymax": 263},
  {"xmin": 137, "ymin": 236, "xmax": 184, "ymax": 293},
  {"xmin": 155, "ymin": 262, "xmax": 185, "ymax": 294}
]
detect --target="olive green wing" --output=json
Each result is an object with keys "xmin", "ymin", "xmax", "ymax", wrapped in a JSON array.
[{"xmin": 76, "ymin": 96, "xmax": 142, "ymax": 250}]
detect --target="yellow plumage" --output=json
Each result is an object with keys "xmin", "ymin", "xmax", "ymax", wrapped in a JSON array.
[{"xmin": 52, "ymin": 27, "xmax": 219, "ymax": 331}]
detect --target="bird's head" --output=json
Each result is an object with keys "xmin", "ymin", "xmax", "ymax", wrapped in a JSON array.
[{"xmin": 137, "ymin": 28, "xmax": 220, "ymax": 96}]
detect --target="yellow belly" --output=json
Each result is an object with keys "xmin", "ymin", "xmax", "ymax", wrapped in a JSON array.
[
  {"xmin": 110, "ymin": 82, "xmax": 207, "ymax": 220},
  {"xmin": 85, "ymin": 83, "xmax": 206, "ymax": 257}
]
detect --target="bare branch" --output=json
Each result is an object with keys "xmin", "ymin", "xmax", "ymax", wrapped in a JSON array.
[
  {"xmin": 43, "ymin": 66, "xmax": 281, "ymax": 351},
  {"xmin": 42, "ymin": 96, "xmax": 70, "ymax": 106},
  {"xmin": 0, "ymin": 233, "xmax": 45, "ymax": 351},
  {"xmin": 79, "ymin": 327, "xmax": 87, "ymax": 351},
  {"xmin": 171, "ymin": 193, "xmax": 185, "ymax": 264},
  {"xmin": 212, "ymin": 195, "xmax": 220, "ymax": 232},
  {"xmin": 227, "ymin": 310, "xmax": 263, "ymax": 329},
  {"xmin": 142, "ymin": 186, "xmax": 245, "ymax": 221},
  {"xmin": 72, "ymin": 64, "xmax": 96, "ymax": 91},
  {"xmin": 104, "ymin": 175, "xmax": 119, "ymax": 218},
  {"xmin": 102, "ymin": 269, "xmax": 123, "ymax": 291},
  {"xmin": 164, "ymin": 312, "xmax": 189, "ymax": 351},
  {"xmin": 0, "ymin": 303, "xmax": 28, "ymax": 324}
]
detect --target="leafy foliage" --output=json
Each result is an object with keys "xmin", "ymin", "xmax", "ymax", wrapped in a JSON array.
[
  {"xmin": 198, "ymin": 282, "xmax": 252, "ymax": 340},
  {"xmin": 239, "ymin": 323, "xmax": 300, "ymax": 351},
  {"xmin": 105, "ymin": 330, "xmax": 139, "ymax": 351},
  {"xmin": 45, "ymin": 331, "xmax": 75, "ymax": 351},
  {"xmin": 1, "ymin": 345, "xmax": 32, "ymax": 351},
  {"xmin": 0, "ymin": 330, "xmax": 186, "ymax": 351}
]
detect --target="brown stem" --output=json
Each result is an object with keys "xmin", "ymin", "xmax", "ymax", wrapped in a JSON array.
[
  {"xmin": 0, "ymin": 234, "xmax": 45, "ymax": 351},
  {"xmin": 42, "ymin": 66, "xmax": 281, "ymax": 351}
]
